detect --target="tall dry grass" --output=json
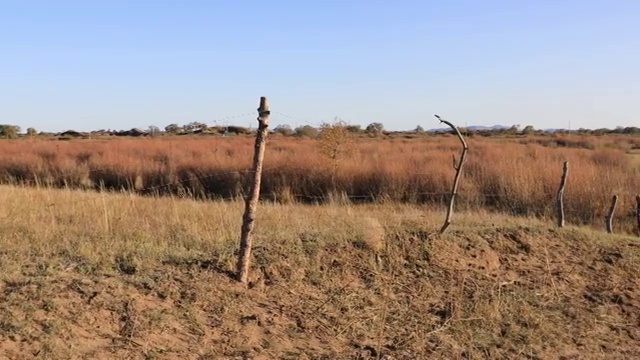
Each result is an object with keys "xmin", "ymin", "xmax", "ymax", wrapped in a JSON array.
[
  {"xmin": 0, "ymin": 135, "xmax": 638, "ymax": 233},
  {"xmin": 2, "ymin": 185, "xmax": 638, "ymax": 358}
]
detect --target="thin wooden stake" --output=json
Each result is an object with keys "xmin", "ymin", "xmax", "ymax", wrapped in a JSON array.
[
  {"xmin": 556, "ymin": 161, "xmax": 569, "ymax": 227},
  {"xmin": 636, "ymin": 195, "xmax": 640, "ymax": 237},
  {"xmin": 435, "ymin": 115, "xmax": 468, "ymax": 234},
  {"xmin": 101, "ymin": 188, "xmax": 111, "ymax": 234},
  {"xmin": 605, "ymin": 195, "xmax": 618, "ymax": 234},
  {"xmin": 236, "ymin": 97, "xmax": 270, "ymax": 284}
]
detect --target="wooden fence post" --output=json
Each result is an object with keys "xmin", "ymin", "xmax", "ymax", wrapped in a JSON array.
[
  {"xmin": 434, "ymin": 115, "xmax": 468, "ymax": 234},
  {"xmin": 236, "ymin": 97, "xmax": 270, "ymax": 284},
  {"xmin": 605, "ymin": 195, "xmax": 618, "ymax": 234},
  {"xmin": 556, "ymin": 161, "xmax": 569, "ymax": 227},
  {"xmin": 636, "ymin": 195, "xmax": 640, "ymax": 237}
]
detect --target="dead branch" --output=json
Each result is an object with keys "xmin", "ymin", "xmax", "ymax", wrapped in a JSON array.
[
  {"xmin": 605, "ymin": 195, "xmax": 618, "ymax": 234},
  {"xmin": 435, "ymin": 114, "xmax": 468, "ymax": 234},
  {"xmin": 556, "ymin": 161, "xmax": 569, "ymax": 227}
]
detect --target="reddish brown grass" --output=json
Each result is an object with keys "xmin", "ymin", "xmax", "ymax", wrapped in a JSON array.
[{"xmin": 0, "ymin": 135, "xmax": 638, "ymax": 233}]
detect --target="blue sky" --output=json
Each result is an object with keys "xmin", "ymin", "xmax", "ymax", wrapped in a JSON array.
[{"xmin": 1, "ymin": 0, "xmax": 638, "ymax": 132}]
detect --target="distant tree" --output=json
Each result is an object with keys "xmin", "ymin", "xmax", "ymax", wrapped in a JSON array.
[
  {"xmin": 164, "ymin": 123, "xmax": 180, "ymax": 133},
  {"xmin": 148, "ymin": 125, "xmax": 161, "ymax": 136},
  {"xmin": 226, "ymin": 126, "xmax": 252, "ymax": 135},
  {"xmin": 522, "ymin": 125, "xmax": 535, "ymax": 135},
  {"xmin": 182, "ymin": 121, "xmax": 207, "ymax": 133},
  {"xmin": 182, "ymin": 122, "xmax": 194, "ymax": 132},
  {"xmin": 414, "ymin": 125, "xmax": 425, "ymax": 133},
  {"xmin": 294, "ymin": 125, "xmax": 319, "ymax": 138},
  {"xmin": 345, "ymin": 125, "xmax": 362, "ymax": 133},
  {"xmin": 366, "ymin": 122, "xmax": 384, "ymax": 134},
  {"xmin": 505, "ymin": 125, "xmax": 520, "ymax": 135},
  {"xmin": 0, "ymin": 124, "xmax": 20, "ymax": 139},
  {"xmin": 26, "ymin": 127, "xmax": 37, "ymax": 137},
  {"xmin": 273, "ymin": 124, "xmax": 294, "ymax": 136},
  {"xmin": 60, "ymin": 130, "xmax": 82, "ymax": 137}
]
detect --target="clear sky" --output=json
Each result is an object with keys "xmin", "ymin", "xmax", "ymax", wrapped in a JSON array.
[{"xmin": 1, "ymin": 0, "xmax": 639, "ymax": 132}]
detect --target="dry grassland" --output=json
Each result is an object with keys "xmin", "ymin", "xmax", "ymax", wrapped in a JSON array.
[
  {"xmin": 0, "ymin": 134, "xmax": 638, "ymax": 234},
  {"xmin": 0, "ymin": 185, "xmax": 639, "ymax": 359}
]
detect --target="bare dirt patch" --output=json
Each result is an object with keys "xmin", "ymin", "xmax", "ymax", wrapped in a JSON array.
[{"xmin": 1, "ymin": 226, "xmax": 638, "ymax": 359}]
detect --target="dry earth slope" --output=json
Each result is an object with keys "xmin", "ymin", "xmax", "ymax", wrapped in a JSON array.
[{"xmin": 0, "ymin": 187, "xmax": 638, "ymax": 359}]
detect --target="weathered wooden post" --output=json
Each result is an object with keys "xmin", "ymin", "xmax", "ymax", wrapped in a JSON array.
[
  {"xmin": 605, "ymin": 195, "xmax": 618, "ymax": 234},
  {"xmin": 236, "ymin": 97, "xmax": 270, "ymax": 284},
  {"xmin": 636, "ymin": 195, "xmax": 640, "ymax": 237},
  {"xmin": 434, "ymin": 115, "xmax": 468, "ymax": 234},
  {"xmin": 556, "ymin": 161, "xmax": 569, "ymax": 227}
]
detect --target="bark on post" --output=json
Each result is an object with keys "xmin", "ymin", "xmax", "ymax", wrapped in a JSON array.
[
  {"xmin": 605, "ymin": 195, "xmax": 618, "ymax": 234},
  {"xmin": 636, "ymin": 195, "xmax": 640, "ymax": 237},
  {"xmin": 236, "ymin": 97, "xmax": 270, "ymax": 284},
  {"xmin": 435, "ymin": 115, "xmax": 468, "ymax": 234},
  {"xmin": 556, "ymin": 161, "xmax": 569, "ymax": 227}
]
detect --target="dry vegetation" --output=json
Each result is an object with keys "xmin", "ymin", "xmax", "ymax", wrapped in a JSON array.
[
  {"xmin": 0, "ymin": 185, "xmax": 639, "ymax": 359},
  {"xmin": 0, "ymin": 132, "xmax": 638, "ymax": 234}
]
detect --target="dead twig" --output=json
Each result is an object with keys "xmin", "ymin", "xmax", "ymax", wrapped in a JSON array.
[
  {"xmin": 556, "ymin": 161, "xmax": 569, "ymax": 227},
  {"xmin": 605, "ymin": 195, "xmax": 618, "ymax": 234},
  {"xmin": 434, "ymin": 115, "xmax": 468, "ymax": 234}
]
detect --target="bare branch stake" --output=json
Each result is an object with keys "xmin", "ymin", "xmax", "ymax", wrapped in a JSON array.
[
  {"xmin": 636, "ymin": 195, "xmax": 640, "ymax": 237},
  {"xmin": 605, "ymin": 195, "xmax": 618, "ymax": 234},
  {"xmin": 434, "ymin": 115, "xmax": 468, "ymax": 234},
  {"xmin": 556, "ymin": 161, "xmax": 569, "ymax": 227},
  {"xmin": 236, "ymin": 96, "xmax": 270, "ymax": 284}
]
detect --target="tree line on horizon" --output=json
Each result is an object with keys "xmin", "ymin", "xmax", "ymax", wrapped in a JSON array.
[{"xmin": 0, "ymin": 122, "xmax": 638, "ymax": 140}]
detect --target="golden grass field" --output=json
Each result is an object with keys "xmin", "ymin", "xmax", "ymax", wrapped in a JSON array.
[
  {"xmin": 0, "ymin": 184, "xmax": 639, "ymax": 359},
  {"xmin": 0, "ymin": 132, "xmax": 639, "ymax": 358},
  {"xmin": 0, "ymin": 132, "xmax": 639, "ymax": 234}
]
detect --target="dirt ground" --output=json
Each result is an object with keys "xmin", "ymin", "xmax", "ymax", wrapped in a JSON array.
[{"xmin": 1, "ymin": 225, "xmax": 639, "ymax": 359}]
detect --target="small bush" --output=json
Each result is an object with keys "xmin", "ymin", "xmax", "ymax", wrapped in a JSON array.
[{"xmin": 294, "ymin": 125, "xmax": 319, "ymax": 138}]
